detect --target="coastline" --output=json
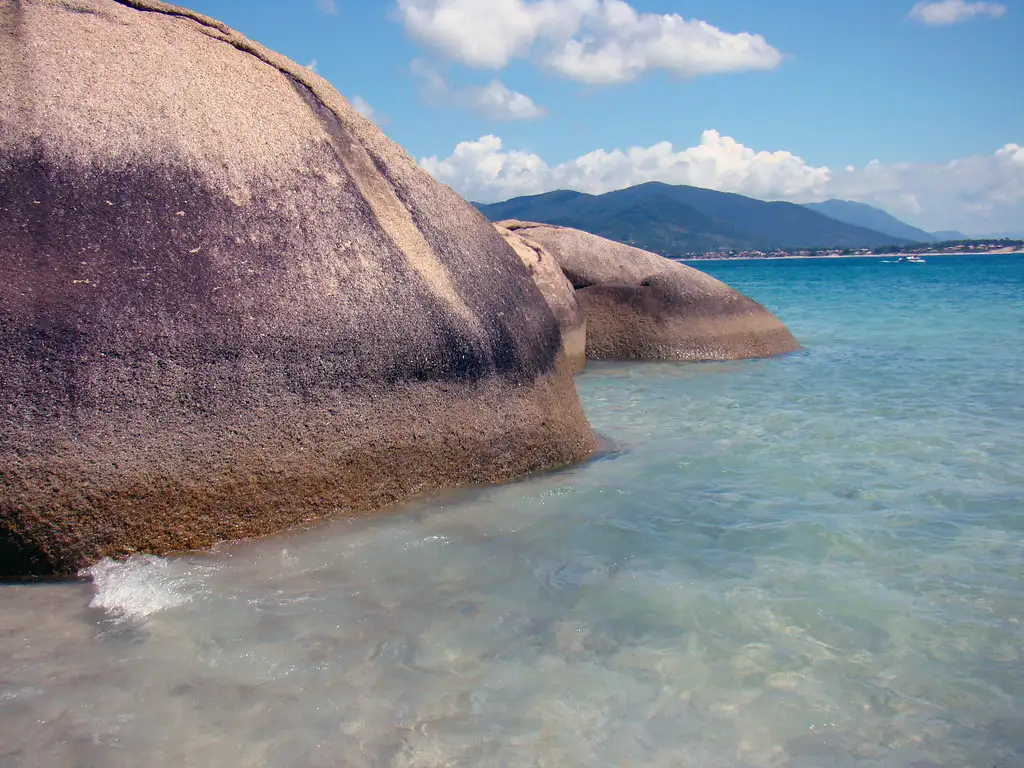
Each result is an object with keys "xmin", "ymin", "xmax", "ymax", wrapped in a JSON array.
[{"xmin": 684, "ymin": 250, "xmax": 1024, "ymax": 262}]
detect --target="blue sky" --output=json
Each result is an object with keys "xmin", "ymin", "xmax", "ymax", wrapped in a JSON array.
[{"xmin": 185, "ymin": 0, "xmax": 1022, "ymax": 234}]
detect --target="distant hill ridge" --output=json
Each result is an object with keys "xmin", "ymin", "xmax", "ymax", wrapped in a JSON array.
[
  {"xmin": 932, "ymin": 229, "xmax": 972, "ymax": 241},
  {"xmin": 802, "ymin": 199, "xmax": 934, "ymax": 242},
  {"xmin": 475, "ymin": 183, "xmax": 917, "ymax": 256},
  {"xmin": 802, "ymin": 199, "xmax": 964, "ymax": 243}
]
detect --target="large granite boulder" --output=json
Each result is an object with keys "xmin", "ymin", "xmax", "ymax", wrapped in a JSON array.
[
  {"xmin": 499, "ymin": 221, "xmax": 799, "ymax": 361},
  {"xmin": 0, "ymin": 0, "xmax": 596, "ymax": 578},
  {"xmin": 494, "ymin": 224, "xmax": 586, "ymax": 372}
]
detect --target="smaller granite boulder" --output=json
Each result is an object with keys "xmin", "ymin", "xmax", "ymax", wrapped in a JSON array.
[
  {"xmin": 500, "ymin": 221, "xmax": 799, "ymax": 361},
  {"xmin": 494, "ymin": 224, "xmax": 586, "ymax": 372}
]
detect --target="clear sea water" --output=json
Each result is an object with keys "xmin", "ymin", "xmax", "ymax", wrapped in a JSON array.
[{"xmin": 2, "ymin": 255, "xmax": 1022, "ymax": 768}]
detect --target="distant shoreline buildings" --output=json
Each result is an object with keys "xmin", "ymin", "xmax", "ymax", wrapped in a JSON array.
[{"xmin": 685, "ymin": 239, "xmax": 1024, "ymax": 260}]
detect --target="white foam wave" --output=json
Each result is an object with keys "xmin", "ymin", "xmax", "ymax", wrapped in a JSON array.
[{"xmin": 85, "ymin": 555, "xmax": 195, "ymax": 621}]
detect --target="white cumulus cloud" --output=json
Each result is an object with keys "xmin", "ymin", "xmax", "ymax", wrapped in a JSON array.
[
  {"xmin": 421, "ymin": 135, "xmax": 553, "ymax": 200},
  {"xmin": 396, "ymin": 0, "xmax": 589, "ymax": 68},
  {"xmin": 412, "ymin": 60, "xmax": 546, "ymax": 120},
  {"xmin": 395, "ymin": 0, "xmax": 782, "ymax": 83},
  {"xmin": 420, "ymin": 131, "xmax": 829, "ymax": 202},
  {"xmin": 419, "ymin": 133, "xmax": 1024, "ymax": 233},
  {"xmin": 909, "ymin": 0, "xmax": 1007, "ymax": 25},
  {"xmin": 544, "ymin": 0, "xmax": 783, "ymax": 84},
  {"xmin": 826, "ymin": 143, "xmax": 1023, "ymax": 233}
]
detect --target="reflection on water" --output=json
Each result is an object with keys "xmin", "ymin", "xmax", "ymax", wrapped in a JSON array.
[{"xmin": 1, "ymin": 256, "xmax": 1022, "ymax": 767}]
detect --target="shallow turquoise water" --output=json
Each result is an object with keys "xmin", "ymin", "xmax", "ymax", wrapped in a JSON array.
[{"xmin": 1, "ymin": 255, "xmax": 1022, "ymax": 767}]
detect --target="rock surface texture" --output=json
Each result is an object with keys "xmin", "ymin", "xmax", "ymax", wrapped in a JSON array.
[
  {"xmin": 0, "ymin": 0, "xmax": 596, "ymax": 578},
  {"xmin": 493, "ymin": 224, "xmax": 586, "ymax": 372},
  {"xmin": 500, "ymin": 221, "xmax": 800, "ymax": 362}
]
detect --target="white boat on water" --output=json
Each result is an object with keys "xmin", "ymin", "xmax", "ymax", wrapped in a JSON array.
[{"xmin": 897, "ymin": 255, "xmax": 926, "ymax": 263}]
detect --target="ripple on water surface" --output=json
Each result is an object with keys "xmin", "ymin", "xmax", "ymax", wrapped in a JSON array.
[{"xmin": 1, "ymin": 255, "xmax": 1022, "ymax": 767}]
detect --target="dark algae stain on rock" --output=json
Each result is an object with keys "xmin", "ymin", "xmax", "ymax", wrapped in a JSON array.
[{"xmin": 0, "ymin": 0, "xmax": 595, "ymax": 578}]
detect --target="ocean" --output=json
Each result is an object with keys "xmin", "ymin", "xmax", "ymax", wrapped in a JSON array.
[{"xmin": 1, "ymin": 255, "xmax": 1022, "ymax": 767}]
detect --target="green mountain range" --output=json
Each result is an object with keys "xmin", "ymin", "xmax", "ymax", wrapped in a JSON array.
[{"xmin": 475, "ymin": 183, "xmax": 916, "ymax": 256}]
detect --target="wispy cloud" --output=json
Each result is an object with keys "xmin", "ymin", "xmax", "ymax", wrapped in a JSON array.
[
  {"xmin": 396, "ymin": 0, "xmax": 782, "ymax": 84},
  {"xmin": 465, "ymin": 79, "xmax": 546, "ymax": 121},
  {"xmin": 350, "ymin": 95, "xmax": 376, "ymax": 120},
  {"xmin": 909, "ymin": 0, "xmax": 1007, "ymax": 25},
  {"xmin": 316, "ymin": 0, "xmax": 338, "ymax": 15},
  {"xmin": 412, "ymin": 60, "xmax": 546, "ymax": 121}
]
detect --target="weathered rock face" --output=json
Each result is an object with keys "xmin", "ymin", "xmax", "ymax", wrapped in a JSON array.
[
  {"xmin": 494, "ymin": 224, "xmax": 586, "ymax": 373},
  {"xmin": 500, "ymin": 221, "xmax": 800, "ymax": 362},
  {"xmin": 0, "ymin": 0, "xmax": 596, "ymax": 578}
]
